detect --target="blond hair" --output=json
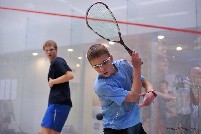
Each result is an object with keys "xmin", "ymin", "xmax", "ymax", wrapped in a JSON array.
[{"xmin": 43, "ymin": 40, "xmax": 57, "ymax": 50}]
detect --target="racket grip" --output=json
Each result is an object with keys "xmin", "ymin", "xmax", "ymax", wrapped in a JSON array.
[
  {"xmin": 127, "ymin": 49, "xmax": 133, "ymax": 56},
  {"xmin": 127, "ymin": 49, "xmax": 143, "ymax": 64},
  {"xmin": 122, "ymin": 43, "xmax": 143, "ymax": 64}
]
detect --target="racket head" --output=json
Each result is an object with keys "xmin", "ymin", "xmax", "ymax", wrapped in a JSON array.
[
  {"xmin": 86, "ymin": 2, "xmax": 121, "ymax": 43},
  {"xmin": 86, "ymin": 2, "xmax": 133, "ymax": 56}
]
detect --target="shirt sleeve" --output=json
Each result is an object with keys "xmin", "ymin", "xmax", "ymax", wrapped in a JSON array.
[{"xmin": 55, "ymin": 58, "xmax": 72, "ymax": 74}]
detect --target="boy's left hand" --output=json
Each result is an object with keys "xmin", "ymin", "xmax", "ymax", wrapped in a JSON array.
[{"xmin": 138, "ymin": 92, "xmax": 156, "ymax": 107}]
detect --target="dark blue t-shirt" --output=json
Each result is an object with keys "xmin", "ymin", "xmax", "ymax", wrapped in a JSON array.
[{"xmin": 48, "ymin": 57, "xmax": 72, "ymax": 106}]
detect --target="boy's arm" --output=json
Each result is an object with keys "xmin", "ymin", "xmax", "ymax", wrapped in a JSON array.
[
  {"xmin": 48, "ymin": 71, "xmax": 74, "ymax": 87},
  {"xmin": 156, "ymin": 91, "xmax": 176, "ymax": 101},
  {"xmin": 124, "ymin": 51, "xmax": 142, "ymax": 102},
  {"xmin": 138, "ymin": 80, "xmax": 157, "ymax": 107},
  {"xmin": 142, "ymin": 79, "xmax": 153, "ymax": 92}
]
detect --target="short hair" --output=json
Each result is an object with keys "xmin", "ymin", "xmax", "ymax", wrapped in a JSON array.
[
  {"xmin": 87, "ymin": 44, "xmax": 110, "ymax": 62},
  {"xmin": 43, "ymin": 40, "xmax": 57, "ymax": 50},
  {"xmin": 160, "ymin": 79, "xmax": 169, "ymax": 87}
]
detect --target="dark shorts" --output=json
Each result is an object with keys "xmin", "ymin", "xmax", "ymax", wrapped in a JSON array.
[
  {"xmin": 41, "ymin": 104, "xmax": 71, "ymax": 132},
  {"xmin": 103, "ymin": 122, "xmax": 146, "ymax": 134}
]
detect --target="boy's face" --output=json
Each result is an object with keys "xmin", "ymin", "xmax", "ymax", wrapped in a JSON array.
[
  {"xmin": 90, "ymin": 54, "xmax": 115, "ymax": 77},
  {"xmin": 44, "ymin": 45, "xmax": 57, "ymax": 62}
]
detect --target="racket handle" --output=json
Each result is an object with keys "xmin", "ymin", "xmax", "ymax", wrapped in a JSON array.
[
  {"xmin": 127, "ymin": 49, "xmax": 133, "ymax": 56},
  {"xmin": 126, "ymin": 48, "xmax": 143, "ymax": 65},
  {"xmin": 119, "ymin": 37, "xmax": 133, "ymax": 56},
  {"xmin": 122, "ymin": 43, "xmax": 132, "ymax": 56},
  {"xmin": 120, "ymin": 41, "xmax": 143, "ymax": 64}
]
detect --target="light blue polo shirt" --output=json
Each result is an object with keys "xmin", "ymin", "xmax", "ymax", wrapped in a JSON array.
[{"xmin": 94, "ymin": 59, "xmax": 145, "ymax": 129}]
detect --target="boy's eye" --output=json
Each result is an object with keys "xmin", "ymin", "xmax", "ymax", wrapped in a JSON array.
[
  {"xmin": 94, "ymin": 65, "xmax": 100, "ymax": 69},
  {"xmin": 102, "ymin": 60, "xmax": 107, "ymax": 65},
  {"xmin": 92, "ymin": 57, "xmax": 111, "ymax": 69}
]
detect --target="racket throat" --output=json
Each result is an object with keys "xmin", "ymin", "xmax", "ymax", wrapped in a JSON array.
[{"xmin": 119, "ymin": 37, "xmax": 133, "ymax": 55}]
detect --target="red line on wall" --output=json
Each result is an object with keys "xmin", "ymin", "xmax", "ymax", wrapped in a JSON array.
[{"xmin": 1, "ymin": 6, "xmax": 201, "ymax": 35}]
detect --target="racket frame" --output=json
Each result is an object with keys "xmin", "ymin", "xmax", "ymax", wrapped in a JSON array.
[{"xmin": 86, "ymin": 2, "xmax": 133, "ymax": 55}]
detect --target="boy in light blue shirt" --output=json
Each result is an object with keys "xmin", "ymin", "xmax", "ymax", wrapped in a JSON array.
[{"xmin": 87, "ymin": 44, "xmax": 157, "ymax": 134}]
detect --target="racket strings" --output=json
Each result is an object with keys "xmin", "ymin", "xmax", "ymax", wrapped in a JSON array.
[{"xmin": 87, "ymin": 3, "xmax": 120, "ymax": 41}]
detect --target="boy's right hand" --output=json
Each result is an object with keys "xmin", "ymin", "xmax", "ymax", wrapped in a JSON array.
[{"xmin": 131, "ymin": 51, "xmax": 143, "ymax": 69}]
